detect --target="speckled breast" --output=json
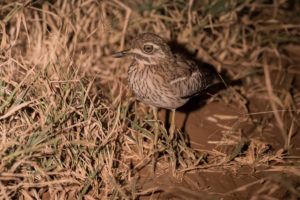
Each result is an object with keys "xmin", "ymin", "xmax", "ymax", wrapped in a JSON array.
[{"xmin": 127, "ymin": 63, "xmax": 188, "ymax": 109}]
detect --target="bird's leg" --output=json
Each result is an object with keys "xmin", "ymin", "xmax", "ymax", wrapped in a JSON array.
[
  {"xmin": 152, "ymin": 107, "xmax": 159, "ymax": 174},
  {"xmin": 169, "ymin": 109, "xmax": 176, "ymax": 140},
  {"xmin": 152, "ymin": 107, "xmax": 159, "ymax": 147}
]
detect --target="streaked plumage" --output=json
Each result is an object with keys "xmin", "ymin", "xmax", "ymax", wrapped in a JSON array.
[{"xmin": 113, "ymin": 33, "xmax": 214, "ymax": 140}]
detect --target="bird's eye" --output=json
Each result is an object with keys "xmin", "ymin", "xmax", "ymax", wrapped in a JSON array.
[{"xmin": 143, "ymin": 45, "xmax": 153, "ymax": 53}]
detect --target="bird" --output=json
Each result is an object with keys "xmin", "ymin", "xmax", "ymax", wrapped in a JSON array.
[{"xmin": 112, "ymin": 33, "xmax": 215, "ymax": 145}]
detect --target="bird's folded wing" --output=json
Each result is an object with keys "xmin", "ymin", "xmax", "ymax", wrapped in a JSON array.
[{"xmin": 169, "ymin": 60, "xmax": 208, "ymax": 98}]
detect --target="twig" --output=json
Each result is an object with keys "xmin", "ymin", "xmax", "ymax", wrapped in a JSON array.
[
  {"xmin": 263, "ymin": 57, "xmax": 288, "ymax": 149},
  {"xmin": 224, "ymin": 179, "xmax": 263, "ymax": 195},
  {"xmin": 113, "ymin": 0, "xmax": 131, "ymax": 50},
  {"xmin": 187, "ymin": 0, "xmax": 194, "ymax": 30}
]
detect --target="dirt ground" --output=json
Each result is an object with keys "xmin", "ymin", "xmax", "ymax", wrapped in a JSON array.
[{"xmin": 135, "ymin": 99, "xmax": 300, "ymax": 200}]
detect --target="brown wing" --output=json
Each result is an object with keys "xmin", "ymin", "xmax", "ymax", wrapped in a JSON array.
[{"xmin": 169, "ymin": 55, "xmax": 214, "ymax": 98}]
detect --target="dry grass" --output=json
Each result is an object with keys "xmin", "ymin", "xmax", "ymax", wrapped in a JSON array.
[{"xmin": 0, "ymin": 0, "xmax": 300, "ymax": 199}]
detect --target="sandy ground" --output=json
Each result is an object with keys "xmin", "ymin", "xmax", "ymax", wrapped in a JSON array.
[{"xmin": 133, "ymin": 98, "xmax": 300, "ymax": 199}]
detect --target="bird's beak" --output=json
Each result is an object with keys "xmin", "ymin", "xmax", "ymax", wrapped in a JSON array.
[{"xmin": 111, "ymin": 49, "xmax": 133, "ymax": 58}]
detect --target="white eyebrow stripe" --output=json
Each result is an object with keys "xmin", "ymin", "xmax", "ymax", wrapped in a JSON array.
[{"xmin": 170, "ymin": 71, "xmax": 200, "ymax": 85}]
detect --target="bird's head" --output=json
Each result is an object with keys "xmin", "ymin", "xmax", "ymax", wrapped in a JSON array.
[{"xmin": 112, "ymin": 33, "xmax": 174, "ymax": 65}]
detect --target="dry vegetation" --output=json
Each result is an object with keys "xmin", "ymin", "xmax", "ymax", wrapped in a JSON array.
[{"xmin": 0, "ymin": 0, "xmax": 300, "ymax": 199}]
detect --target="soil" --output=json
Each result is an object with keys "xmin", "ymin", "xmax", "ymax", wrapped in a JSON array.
[{"xmin": 137, "ymin": 99, "xmax": 300, "ymax": 200}]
